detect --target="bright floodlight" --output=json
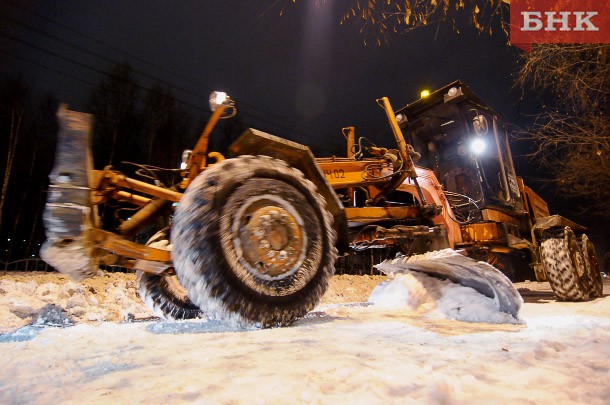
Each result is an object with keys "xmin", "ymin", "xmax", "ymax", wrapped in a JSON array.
[
  {"xmin": 470, "ymin": 138, "xmax": 486, "ymax": 155},
  {"xmin": 180, "ymin": 149, "xmax": 192, "ymax": 170},
  {"xmin": 209, "ymin": 91, "xmax": 228, "ymax": 111},
  {"xmin": 420, "ymin": 89, "xmax": 430, "ymax": 98}
]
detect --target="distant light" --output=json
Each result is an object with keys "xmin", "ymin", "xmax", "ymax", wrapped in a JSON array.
[
  {"xmin": 420, "ymin": 90, "xmax": 430, "ymax": 99},
  {"xmin": 7, "ymin": 238, "xmax": 10, "ymax": 241},
  {"xmin": 470, "ymin": 138, "xmax": 486, "ymax": 155},
  {"xmin": 180, "ymin": 162, "xmax": 187, "ymax": 170}
]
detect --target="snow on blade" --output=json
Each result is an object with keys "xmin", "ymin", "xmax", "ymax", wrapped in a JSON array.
[{"xmin": 374, "ymin": 249, "xmax": 524, "ymax": 323}]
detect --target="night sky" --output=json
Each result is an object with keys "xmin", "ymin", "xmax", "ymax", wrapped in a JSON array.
[
  {"xmin": 1, "ymin": 1, "xmax": 607, "ymax": 250},
  {"xmin": 0, "ymin": 1, "xmax": 529, "ymax": 150}
]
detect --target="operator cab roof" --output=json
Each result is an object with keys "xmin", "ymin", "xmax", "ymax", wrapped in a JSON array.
[{"xmin": 396, "ymin": 80, "xmax": 497, "ymax": 140}]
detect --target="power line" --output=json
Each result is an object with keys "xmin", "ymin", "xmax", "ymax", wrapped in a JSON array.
[
  {"xmin": 1, "ymin": 0, "xmax": 344, "ymax": 147},
  {"xmin": 0, "ymin": 30, "xmax": 212, "ymax": 114},
  {"xmin": 0, "ymin": 48, "xmax": 98, "ymax": 89},
  {"xmin": 0, "ymin": 47, "xmax": 209, "ymax": 141},
  {"xmin": 0, "ymin": 15, "xmax": 215, "ymax": 106},
  {"xmin": 1, "ymin": 29, "xmax": 344, "ymax": 149},
  {"xmin": 0, "ymin": 0, "xmax": 207, "ymax": 90},
  {"xmin": 0, "ymin": 38, "xmax": 343, "ymax": 150}
]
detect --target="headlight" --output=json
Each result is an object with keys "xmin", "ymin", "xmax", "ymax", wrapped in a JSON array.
[
  {"xmin": 470, "ymin": 138, "xmax": 486, "ymax": 156},
  {"xmin": 181, "ymin": 149, "xmax": 192, "ymax": 169},
  {"xmin": 209, "ymin": 91, "xmax": 229, "ymax": 111},
  {"xmin": 395, "ymin": 114, "xmax": 407, "ymax": 124}
]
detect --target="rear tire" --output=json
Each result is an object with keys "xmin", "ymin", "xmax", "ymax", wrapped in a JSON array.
[
  {"xmin": 171, "ymin": 156, "xmax": 337, "ymax": 327},
  {"xmin": 540, "ymin": 226, "xmax": 590, "ymax": 301},
  {"xmin": 136, "ymin": 229, "xmax": 203, "ymax": 320},
  {"xmin": 580, "ymin": 234, "xmax": 603, "ymax": 298}
]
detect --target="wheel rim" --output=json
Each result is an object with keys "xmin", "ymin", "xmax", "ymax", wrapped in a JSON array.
[{"xmin": 232, "ymin": 194, "xmax": 308, "ymax": 282}]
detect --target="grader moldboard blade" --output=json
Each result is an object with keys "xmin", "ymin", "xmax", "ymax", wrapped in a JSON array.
[
  {"xmin": 375, "ymin": 249, "xmax": 523, "ymax": 319},
  {"xmin": 40, "ymin": 105, "xmax": 98, "ymax": 281}
]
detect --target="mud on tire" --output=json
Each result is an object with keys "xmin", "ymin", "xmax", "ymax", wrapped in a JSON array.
[
  {"xmin": 136, "ymin": 229, "xmax": 203, "ymax": 320},
  {"xmin": 540, "ymin": 226, "xmax": 591, "ymax": 301},
  {"xmin": 171, "ymin": 155, "xmax": 338, "ymax": 327}
]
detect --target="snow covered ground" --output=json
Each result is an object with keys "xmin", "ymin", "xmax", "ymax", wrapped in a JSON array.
[{"xmin": 0, "ymin": 271, "xmax": 609, "ymax": 404}]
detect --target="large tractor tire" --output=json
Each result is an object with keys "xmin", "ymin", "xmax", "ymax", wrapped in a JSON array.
[
  {"xmin": 171, "ymin": 155, "xmax": 338, "ymax": 327},
  {"xmin": 540, "ymin": 226, "xmax": 591, "ymax": 301},
  {"xmin": 580, "ymin": 234, "xmax": 604, "ymax": 298},
  {"xmin": 136, "ymin": 229, "xmax": 203, "ymax": 320}
]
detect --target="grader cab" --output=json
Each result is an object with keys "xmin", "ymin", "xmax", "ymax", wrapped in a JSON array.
[{"xmin": 395, "ymin": 81, "xmax": 603, "ymax": 301}]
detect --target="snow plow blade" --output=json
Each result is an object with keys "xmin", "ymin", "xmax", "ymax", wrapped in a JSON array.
[
  {"xmin": 40, "ymin": 105, "xmax": 98, "ymax": 280},
  {"xmin": 375, "ymin": 249, "xmax": 523, "ymax": 319}
]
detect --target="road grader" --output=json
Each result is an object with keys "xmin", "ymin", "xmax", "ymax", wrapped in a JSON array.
[{"xmin": 41, "ymin": 82, "xmax": 603, "ymax": 327}]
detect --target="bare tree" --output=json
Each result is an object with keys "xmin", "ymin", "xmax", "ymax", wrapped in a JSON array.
[
  {"xmin": 88, "ymin": 63, "xmax": 139, "ymax": 166},
  {"xmin": 141, "ymin": 82, "xmax": 175, "ymax": 165},
  {"xmin": 516, "ymin": 44, "xmax": 610, "ymax": 217},
  {"xmin": 17, "ymin": 95, "xmax": 58, "ymax": 257},
  {"xmin": 139, "ymin": 82, "xmax": 194, "ymax": 171},
  {"xmin": 285, "ymin": 0, "xmax": 510, "ymax": 45},
  {"xmin": 160, "ymin": 104, "xmax": 192, "ymax": 170}
]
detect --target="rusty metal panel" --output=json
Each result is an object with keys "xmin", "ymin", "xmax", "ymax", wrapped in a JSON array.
[
  {"xmin": 43, "ymin": 106, "xmax": 94, "ymax": 238},
  {"xmin": 41, "ymin": 106, "xmax": 98, "ymax": 279},
  {"xmin": 532, "ymin": 214, "xmax": 586, "ymax": 237},
  {"xmin": 523, "ymin": 185, "xmax": 550, "ymax": 219},
  {"xmin": 481, "ymin": 209, "xmax": 520, "ymax": 225}
]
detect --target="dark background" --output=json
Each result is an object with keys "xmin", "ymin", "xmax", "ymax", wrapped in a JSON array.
[{"xmin": 0, "ymin": 0, "xmax": 607, "ymax": 262}]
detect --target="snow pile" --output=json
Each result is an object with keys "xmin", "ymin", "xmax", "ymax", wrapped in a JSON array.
[
  {"xmin": 0, "ymin": 284, "xmax": 608, "ymax": 404},
  {"xmin": 373, "ymin": 249, "xmax": 523, "ymax": 323},
  {"xmin": 0, "ymin": 273, "xmax": 151, "ymax": 333},
  {"xmin": 0, "ymin": 271, "xmax": 608, "ymax": 403},
  {"xmin": 369, "ymin": 272, "xmax": 521, "ymax": 324}
]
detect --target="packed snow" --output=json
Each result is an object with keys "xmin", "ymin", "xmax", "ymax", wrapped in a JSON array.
[
  {"xmin": 369, "ymin": 272, "xmax": 522, "ymax": 324},
  {"xmin": 0, "ymin": 270, "xmax": 608, "ymax": 403},
  {"xmin": 374, "ymin": 249, "xmax": 524, "ymax": 322}
]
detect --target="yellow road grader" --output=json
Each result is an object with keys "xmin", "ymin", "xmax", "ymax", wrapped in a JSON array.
[{"xmin": 41, "ymin": 82, "xmax": 603, "ymax": 326}]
